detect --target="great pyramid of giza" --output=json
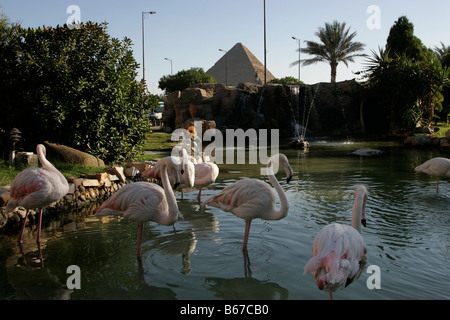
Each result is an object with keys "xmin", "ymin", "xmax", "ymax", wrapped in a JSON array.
[{"xmin": 206, "ymin": 42, "xmax": 275, "ymax": 86}]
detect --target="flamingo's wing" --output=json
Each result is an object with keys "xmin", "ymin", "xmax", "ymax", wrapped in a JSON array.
[
  {"xmin": 194, "ymin": 162, "xmax": 219, "ymax": 187},
  {"xmin": 415, "ymin": 157, "xmax": 450, "ymax": 177},
  {"xmin": 96, "ymin": 182, "xmax": 167, "ymax": 224},
  {"xmin": 201, "ymin": 178, "xmax": 275, "ymax": 220},
  {"xmin": 6, "ymin": 167, "xmax": 63, "ymax": 212},
  {"xmin": 304, "ymin": 223, "xmax": 366, "ymax": 293}
]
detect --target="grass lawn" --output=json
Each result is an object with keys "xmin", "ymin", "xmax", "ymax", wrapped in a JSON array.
[
  {"xmin": 433, "ymin": 122, "xmax": 450, "ymax": 137},
  {"xmin": 0, "ymin": 132, "xmax": 177, "ymax": 186}
]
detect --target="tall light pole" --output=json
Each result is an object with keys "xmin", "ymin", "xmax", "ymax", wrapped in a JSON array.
[
  {"xmin": 165, "ymin": 57, "xmax": 173, "ymax": 75},
  {"xmin": 263, "ymin": 0, "xmax": 267, "ymax": 84},
  {"xmin": 219, "ymin": 49, "xmax": 228, "ymax": 86},
  {"xmin": 292, "ymin": 36, "xmax": 301, "ymax": 82},
  {"xmin": 142, "ymin": 11, "xmax": 156, "ymax": 86}
]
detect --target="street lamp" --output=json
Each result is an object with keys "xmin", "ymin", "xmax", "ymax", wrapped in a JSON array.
[
  {"xmin": 165, "ymin": 57, "xmax": 173, "ymax": 75},
  {"xmin": 292, "ymin": 36, "xmax": 301, "ymax": 82},
  {"xmin": 142, "ymin": 11, "xmax": 156, "ymax": 86},
  {"xmin": 219, "ymin": 49, "xmax": 228, "ymax": 86},
  {"xmin": 263, "ymin": 0, "xmax": 267, "ymax": 84}
]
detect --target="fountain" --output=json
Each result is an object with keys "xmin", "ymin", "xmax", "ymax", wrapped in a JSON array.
[{"xmin": 287, "ymin": 84, "xmax": 320, "ymax": 150}]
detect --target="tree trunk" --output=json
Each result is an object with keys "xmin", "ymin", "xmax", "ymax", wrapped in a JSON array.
[{"xmin": 330, "ymin": 62, "xmax": 337, "ymax": 83}]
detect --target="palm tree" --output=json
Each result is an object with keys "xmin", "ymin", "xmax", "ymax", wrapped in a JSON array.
[{"xmin": 291, "ymin": 21, "xmax": 366, "ymax": 83}]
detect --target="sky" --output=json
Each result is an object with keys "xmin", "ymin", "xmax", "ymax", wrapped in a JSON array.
[{"xmin": 2, "ymin": 0, "xmax": 450, "ymax": 95}]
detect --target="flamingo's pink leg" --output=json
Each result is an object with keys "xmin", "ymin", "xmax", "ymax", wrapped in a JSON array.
[
  {"xmin": 242, "ymin": 220, "xmax": 252, "ymax": 251},
  {"xmin": 18, "ymin": 211, "xmax": 30, "ymax": 244},
  {"xmin": 36, "ymin": 208, "xmax": 43, "ymax": 243}
]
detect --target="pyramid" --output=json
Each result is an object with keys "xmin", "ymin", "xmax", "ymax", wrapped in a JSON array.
[{"xmin": 207, "ymin": 42, "xmax": 275, "ymax": 86}]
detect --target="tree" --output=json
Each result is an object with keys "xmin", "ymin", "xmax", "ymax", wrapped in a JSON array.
[
  {"xmin": 364, "ymin": 47, "xmax": 449, "ymax": 133},
  {"xmin": 385, "ymin": 16, "xmax": 424, "ymax": 60},
  {"xmin": 434, "ymin": 42, "xmax": 450, "ymax": 123},
  {"xmin": 159, "ymin": 67, "xmax": 217, "ymax": 94},
  {"xmin": 0, "ymin": 22, "xmax": 156, "ymax": 163},
  {"xmin": 291, "ymin": 21, "xmax": 366, "ymax": 83},
  {"xmin": 268, "ymin": 76, "xmax": 303, "ymax": 85},
  {"xmin": 362, "ymin": 16, "xmax": 449, "ymax": 133}
]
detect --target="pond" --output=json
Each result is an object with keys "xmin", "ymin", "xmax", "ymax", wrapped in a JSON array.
[{"xmin": 0, "ymin": 139, "xmax": 448, "ymax": 300}]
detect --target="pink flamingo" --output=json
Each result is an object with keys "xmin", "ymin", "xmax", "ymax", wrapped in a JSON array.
[
  {"xmin": 194, "ymin": 156, "xmax": 219, "ymax": 202},
  {"xmin": 95, "ymin": 156, "xmax": 179, "ymax": 258},
  {"xmin": 141, "ymin": 149, "xmax": 194, "ymax": 190},
  {"xmin": 415, "ymin": 157, "xmax": 450, "ymax": 193},
  {"xmin": 5, "ymin": 144, "xmax": 69, "ymax": 244},
  {"xmin": 304, "ymin": 185, "xmax": 368, "ymax": 300},
  {"xmin": 201, "ymin": 153, "xmax": 293, "ymax": 251}
]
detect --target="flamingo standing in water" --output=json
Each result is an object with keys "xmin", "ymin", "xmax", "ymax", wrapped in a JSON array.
[
  {"xmin": 304, "ymin": 185, "xmax": 368, "ymax": 300},
  {"xmin": 5, "ymin": 144, "xmax": 69, "ymax": 244},
  {"xmin": 95, "ymin": 157, "xmax": 180, "ymax": 258},
  {"xmin": 194, "ymin": 155, "xmax": 219, "ymax": 202},
  {"xmin": 201, "ymin": 153, "xmax": 293, "ymax": 251},
  {"xmin": 415, "ymin": 157, "xmax": 450, "ymax": 193}
]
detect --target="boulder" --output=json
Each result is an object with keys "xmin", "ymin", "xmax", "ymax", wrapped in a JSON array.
[
  {"xmin": 446, "ymin": 129, "xmax": 450, "ymax": 142},
  {"xmin": 44, "ymin": 142, "xmax": 105, "ymax": 167}
]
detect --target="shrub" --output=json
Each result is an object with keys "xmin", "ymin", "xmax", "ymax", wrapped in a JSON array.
[{"xmin": 0, "ymin": 22, "xmax": 156, "ymax": 163}]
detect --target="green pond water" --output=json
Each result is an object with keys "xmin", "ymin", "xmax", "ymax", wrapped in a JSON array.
[{"xmin": 0, "ymin": 139, "xmax": 448, "ymax": 300}]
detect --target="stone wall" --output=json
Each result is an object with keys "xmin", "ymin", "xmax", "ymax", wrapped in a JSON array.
[
  {"xmin": 163, "ymin": 81, "xmax": 364, "ymax": 138},
  {"xmin": 0, "ymin": 163, "xmax": 159, "ymax": 231}
]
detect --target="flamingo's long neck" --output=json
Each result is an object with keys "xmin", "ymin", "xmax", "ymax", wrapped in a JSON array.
[
  {"xmin": 37, "ymin": 144, "xmax": 68, "ymax": 189},
  {"xmin": 351, "ymin": 189, "xmax": 366, "ymax": 233},
  {"xmin": 160, "ymin": 161, "xmax": 179, "ymax": 225},
  {"xmin": 267, "ymin": 159, "xmax": 289, "ymax": 220}
]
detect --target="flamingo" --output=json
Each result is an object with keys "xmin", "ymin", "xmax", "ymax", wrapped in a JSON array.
[
  {"xmin": 95, "ymin": 156, "xmax": 179, "ymax": 258},
  {"xmin": 141, "ymin": 149, "xmax": 194, "ymax": 191},
  {"xmin": 303, "ymin": 185, "xmax": 368, "ymax": 300},
  {"xmin": 201, "ymin": 153, "xmax": 293, "ymax": 251},
  {"xmin": 415, "ymin": 157, "xmax": 450, "ymax": 193},
  {"xmin": 194, "ymin": 155, "xmax": 219, "ymax": 202},
  {"xmin": 5, "ymin": 144, "xmax": 69, "ymax": 244}
]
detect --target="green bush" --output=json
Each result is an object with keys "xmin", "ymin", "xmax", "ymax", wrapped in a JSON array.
[
  {"xmin": 158, "ymin": 67, "xmax": 217, "ymax": 94},
  {"xmin": 0, "ymin": 21, "xmax": 156, "ymax": 163}
]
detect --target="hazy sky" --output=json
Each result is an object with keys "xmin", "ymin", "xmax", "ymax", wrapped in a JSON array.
[{"xmin": 2, "ymin": 0, "xmax": 449, "ymax": 94}]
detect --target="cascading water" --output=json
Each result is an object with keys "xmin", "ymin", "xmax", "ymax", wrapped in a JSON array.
[{"xmin": 287, "ymin": 83, "xmax": 320, "ymax": 150}]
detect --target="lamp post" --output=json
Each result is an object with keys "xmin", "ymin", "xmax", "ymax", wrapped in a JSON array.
[
  {"xmin": 9, "ymin": 128, "xmax": 21, "ymax": 167},
  {"xmin": 219, "ymin": 49, "xmax": 228, "ymax": 86},
  {"xmin": 164, "ymin": 58, "xmax": 173, "ymax": 75},
  {"xmin": 142, "ymin": 11, "xmax": 156, "ymax": 86},
  {"xmin": 292, "ymin": 36, "xmax": 301, "ymax": 82},
  {"xmin": 263, "ymin": 0, "xmax": 267, "ymax": 84}
]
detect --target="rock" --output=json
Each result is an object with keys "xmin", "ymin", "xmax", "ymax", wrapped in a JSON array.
[
  {"xmin": 414, "ymin": 126, "xmax": 434, "ymax": 134},
  {"xmin": 44, "ymin": 142, "xmax": 105, "ymax": 167},
  {"xmin": 125, "ymin": 166, "xmax": 139, "ymax": 177},
  {"xmin": 125, "ymin": 162, "xmax": 150, "ymax": 172},
  {"xmin": 351, "ymin": 148, "xmax": 383, "ymax": 156},
  {"xmin": 404, "ymin": 135, "xmax": 432, "ymax": 146},
  {"xmin": 0, "ymin": 186, "xmax": 11, "ymax": 206},
  {"xmin": 446, "ymin": 129, "xmax": 450, "ymax": 142},
  {"xmin": 106, "ymin": 166, "xmax": 126, "ymax": 183},
  {"xmin": 82, "ymin": 179, "xmax": 100, "ymax": 187},
  {"xmin": 14, "ymin": 152, "xmax": 39, "ymax": 167}
]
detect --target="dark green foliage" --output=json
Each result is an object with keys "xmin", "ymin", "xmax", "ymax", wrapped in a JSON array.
[
  {"xmin": 362, "ymin": 16, "xmax": 450, "ymax": 134},
  {"xmin": 0, "ymin": 22, "xmax": 156, "ymax": 163},
  {"xmin": 292, "ymin": 21, "xmax": 366, "ymax": 83},
  {"xmin": 268, "ymin": 76, "xmax": 303, "ymax": 85},
  {"xmin": 158, "ymin": 67, "xmax": 217, "ymax": 94},
  {"xmin": 385, "ymin": 16, "xmax": 424, "ymax": 60}
]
